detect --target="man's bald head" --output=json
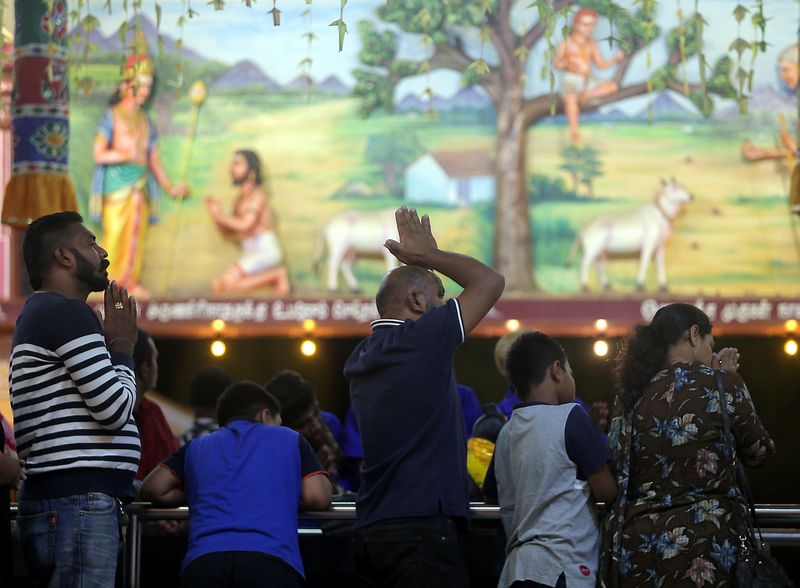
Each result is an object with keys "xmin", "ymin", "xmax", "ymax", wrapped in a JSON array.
[{"xmin": 376, "ymin": 265, "xmax": 441, "ymax": 318}]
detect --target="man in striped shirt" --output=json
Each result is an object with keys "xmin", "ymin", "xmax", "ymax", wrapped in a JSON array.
[{"xmin": 11, "ymin": 211, "xmax": 140, "ymax": 586}]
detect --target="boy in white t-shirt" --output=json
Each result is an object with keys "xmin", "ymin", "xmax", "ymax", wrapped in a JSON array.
[{"xmin": 484, "ymin": 331, "xmax": 616, "ymax": 588}]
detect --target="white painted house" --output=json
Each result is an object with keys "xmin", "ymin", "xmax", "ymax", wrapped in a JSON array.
[{"xmin": 404, "ymin": 149, "xmax": 495, "ymax": 207}]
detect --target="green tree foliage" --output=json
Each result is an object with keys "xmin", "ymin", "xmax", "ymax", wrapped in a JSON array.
[
  {"xmin": 528, "ymin": 174, "xmax": 580, "ymax": 203},
  {"xmin": 560, "ymin": 144, "xmax": 604, "ymax": 197},
  {"xmin": 364, "ymin": 131, "xmax": 425, "ymax": 195}
]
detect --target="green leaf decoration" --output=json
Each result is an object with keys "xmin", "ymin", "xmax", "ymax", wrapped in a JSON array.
[
  {"xmin": 118, "ymin": 21, "xmax": 128, "ymax": 48},
  {"xmin": 732, "ymin": 4, "xmax": 748, "ymax": 23},
  {"xmin": 467, "ymin": 58, "xmax": 491, "ymax": 76},
  {"xmin": 514, "ymin": 46, "xmax": 530, "ymax": 64},
  {"xmin": 729, "ymin": 37, "xmax": 750, "ymax": 56},
  {"xmin": 329, "ymin": 19, "xmax": 348, "ymax": 52},
  {"xmin": 80, "ymin": 14, "xmax": 100, "ymax": 32},
  {"xmin": 155, "ymin": 3, "xmax": 162, "ymax": 30},
  {"xmin": 207, "ymin": 0, "xmax": 225, "ymax": 10}
]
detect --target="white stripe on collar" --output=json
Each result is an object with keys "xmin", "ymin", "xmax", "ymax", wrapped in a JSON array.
[{"xmin": 370, "ymin": 318, "xmax": 404, "ymax": 330}]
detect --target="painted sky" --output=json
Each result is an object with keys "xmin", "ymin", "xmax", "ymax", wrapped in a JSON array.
[{"xmin": 89, "ymin": 0, "xmax": 797, "ymax": 105}]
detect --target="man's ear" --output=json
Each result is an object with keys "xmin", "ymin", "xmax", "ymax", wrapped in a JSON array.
[
  {"xmin": 53, "ymin": 247, "xmax": 74, "ymax": 270},
  {"xmin": 258, "ymin": 408, "xmax": 274, "ymax": 425},
  {"xmin": 689, "ymin": 324, "xmax": 700, "ymax": 346},
  {"xmin": 407, "ymin": 290, "xmax": 426, "ymax": 314},
  {"xmin": 549, "ymin": 360, "xmax": 563, "ymax": 384}
]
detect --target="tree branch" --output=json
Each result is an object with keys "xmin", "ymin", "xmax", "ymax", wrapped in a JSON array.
[
  {"xmin": 487, "ymin": 21, "xmax": 516, "ymax": 78},
  {"xmin": 497, "ymin": 0, "xmax": 515, "ymax": 50},
  {"xmin": 521, "ymin": 0, "xmax": 573, "ymax": 51},
  {"xmin": 522, "ymin": 81, "xmax": 650, "ymax": 124},
  {"xmin": 429, "ymin": 38, "xmax": 473, "ymax": 72},
  {"xmin": 612, "ymin": 54, "xmax": 634, "ymax": 85},
  {"xmin": 668, "ymin": 81, "xmax": 700, "ymax": 95}
]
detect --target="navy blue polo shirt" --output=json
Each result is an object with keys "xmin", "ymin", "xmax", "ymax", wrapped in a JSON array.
[
  {"xmin": 161, "ymin": 419, "xmax": 325, "ymax": 576},
  {"xmin": 343, "ymin": 298, "xmax": 469, "ymax": 529}
]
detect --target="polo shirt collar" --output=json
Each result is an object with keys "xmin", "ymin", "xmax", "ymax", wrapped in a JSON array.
[
  {"xmin": 370, "ymin": 318, "xmax": 404, "ymax": 331},
  {"xmin": 513, "ymin": 400, "xmax": 556, "ymax": 410}
]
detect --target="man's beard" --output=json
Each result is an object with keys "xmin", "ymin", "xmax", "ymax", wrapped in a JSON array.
[
  {"xmin": 72, "ymin": 249, "xmax": 110, "ymax": 292},
  {"xmin": 231, "ymin": 172, "xmax": 247, "ymax": 186}
]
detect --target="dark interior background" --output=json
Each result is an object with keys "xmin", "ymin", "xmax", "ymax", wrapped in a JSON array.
[{"xmin": 154, "ymin": 333, "xmax": 799, "ymax": 503}]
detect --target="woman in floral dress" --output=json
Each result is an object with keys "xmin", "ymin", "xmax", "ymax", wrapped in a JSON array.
[{"xmin": 604, "ymin": 303, "xmax": 774, "ymax": 587}]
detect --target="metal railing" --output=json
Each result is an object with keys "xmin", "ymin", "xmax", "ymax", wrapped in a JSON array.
[{"xmin": 118, "ymin": 502, "xmax": 800, "ymax": 588}]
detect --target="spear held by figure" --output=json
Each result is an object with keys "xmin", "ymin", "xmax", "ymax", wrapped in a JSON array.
[{"xmin": 161, "ymin": 79, "xmax": 208, "ymax": 295}]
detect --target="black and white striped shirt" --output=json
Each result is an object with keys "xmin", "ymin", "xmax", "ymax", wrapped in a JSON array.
[{"xmin": 10, "ymin": 292, "xmax": 141, "ymax": 498}]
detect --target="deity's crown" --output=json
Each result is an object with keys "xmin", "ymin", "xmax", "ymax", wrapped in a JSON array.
[{"xmin": 122, "ymin": 30, "xmax": 154, "ymax": 80}]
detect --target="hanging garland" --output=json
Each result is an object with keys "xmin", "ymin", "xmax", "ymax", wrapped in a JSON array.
[
  {"xmin": 676, "ymin": 0, "xmax": 688, "ymax": 96},
  {"xmin": 298, "ymin": 3, "xmax": 315, "ymax": 101},
  {"xmin": 414, "ymin": 8, "xmax": 435, "ymax": 120},
  {"xmin": 534, "ymin": 0, "xmax": 557, "ymax": 115},
  {"xmin": 731, "ymin": 4, "xmax": 750, "ymax": 114},
  {"xmin": 694, "ymin": 0, "xmax": 710, "ymax": 116},
  {"xmin": 749, "ymin": 0, "xmax": 766, "ymax": 94}
]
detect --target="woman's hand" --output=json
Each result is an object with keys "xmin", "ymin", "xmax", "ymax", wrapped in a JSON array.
[{"xmin": 712, "ymin": 347, "xmax": 740, "ymax": 372}]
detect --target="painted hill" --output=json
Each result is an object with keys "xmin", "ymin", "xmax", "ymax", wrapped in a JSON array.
[
  {"xmin": 633, "ymin": 91, "xmax": 701, "ymax": 119},
  {"xmin": 395, "ymin": 87, "xmax": 493, "ymax": 113},
  {"xmin": 213, "ymin": 59, "xmax": 280, "ymax": 90},
  {"xmin": 285, "ymin": 74, "xmax": 314, "ymax": 91},
  {"xmin": 396, "ymin": 93, "xmax": 425, "ymax": 113},
  {"xmin": 449, "ymin": 86, "xmax": 492, "ymax": 110},
  {"xmin": 317, "ymin": 75, "xmax": 350, "ymax": 95},
  {"xmin": 69, "ymin": 24, "xmax": 117, "ymax": 52},
  {"xmin": 69, "ymin": 14, "xmax": 207, "ymax": 63},
  {"xmin": 715, "ymin": 85, "xmax": 795, "ymax": 120}
]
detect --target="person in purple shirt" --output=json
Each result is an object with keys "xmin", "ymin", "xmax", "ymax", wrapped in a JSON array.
[{"xmin": 265, "ymin": 370, "xmax": 350, "ymax": 493}]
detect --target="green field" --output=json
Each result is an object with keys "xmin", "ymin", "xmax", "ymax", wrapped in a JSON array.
[{"xmin": 68, "ymin": 91, "xmax": 800, "ymax": 298}]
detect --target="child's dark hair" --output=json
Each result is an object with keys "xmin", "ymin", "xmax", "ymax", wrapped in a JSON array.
[
  {"xmin": 216, "ymin": 381, "xmax": 281, "ymax": 426},
  {"xmin": 264, "ymin": 370, "xmax": 315, "ymax": 427},
  {"xmin": 614, "ymin": 303, "xmax": 712, "ymax": 412},
  {"xmin": 22, "ymin": 211, "xmax": 83, "ymax": 291},
  {"xmin": 505, "ymin": 331, "xmax": 567, "ymax": 398}
]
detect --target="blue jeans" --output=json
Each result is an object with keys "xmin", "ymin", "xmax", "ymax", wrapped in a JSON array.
[{"xmin": 17, "ymin": 492, "xmax": 121, "ymax": 588}]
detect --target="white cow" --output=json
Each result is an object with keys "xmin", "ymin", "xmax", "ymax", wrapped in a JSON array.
[
  {"xmin": 312, "ymin": 209, "xmax": 399, "ymax": 292},
  {"xmin": 570, "ymin": 178, "xmax": 693, "ymax": 292}
]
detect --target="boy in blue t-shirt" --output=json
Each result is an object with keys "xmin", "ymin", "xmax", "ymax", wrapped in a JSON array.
[
  {"xmin": 141, "ymin": 381, "xmax": 332, "ymax": 587},
  {"xmin": 483, "ymin": 332, "xmax": 616, "ymax": 588}
]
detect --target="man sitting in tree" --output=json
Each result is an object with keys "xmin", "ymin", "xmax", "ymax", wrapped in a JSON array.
[{"xmin": 554, "ymin": 7, "xmax": 624, "ymax": 143}]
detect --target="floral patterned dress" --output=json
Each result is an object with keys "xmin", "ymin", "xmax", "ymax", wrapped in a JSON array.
[{"xmin": 603, "ymin": 362, "xmax": 773, "ymax": 587}]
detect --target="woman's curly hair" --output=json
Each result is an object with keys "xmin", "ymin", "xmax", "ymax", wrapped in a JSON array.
[{"xmin": 614, "ymin": 303, "xmax": 711, "ymax": 412}]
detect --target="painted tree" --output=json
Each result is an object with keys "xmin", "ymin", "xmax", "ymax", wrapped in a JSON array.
[
  {"xmin": 365, "ymin": 130, "xmax": 425, "ymax": 195},
  {"xmin": 578, "ymin": 145, "xmax": 603, "ymax": 198},
  {"xmin": 353, "ymin": 0, "xmax": 735, "ymax": 291}
]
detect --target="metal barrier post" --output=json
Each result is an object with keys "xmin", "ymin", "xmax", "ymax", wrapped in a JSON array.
[{"xmin": 125, "ymin": 508, "xmax": 142, "ymax": 588}]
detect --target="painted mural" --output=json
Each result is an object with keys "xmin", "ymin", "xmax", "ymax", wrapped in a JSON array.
[{"xmin": 63, "ymin": 0, "xmax": 800, "ymax": 299}]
